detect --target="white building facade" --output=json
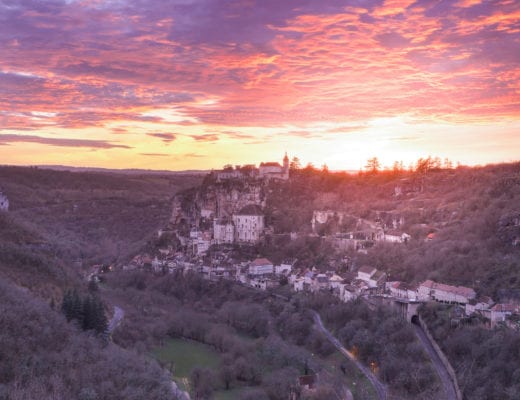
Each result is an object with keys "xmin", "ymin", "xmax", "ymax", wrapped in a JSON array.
[
  {"xmin": 258, "ymin": 153, "xmax": 289, "ymax": 180},
  {"xmin": 418, "ymin": 280, "xmax": 476, "ymax": 304},
  {"xmin": 213, "ymin": 219, "xmax": 235, "ymax": 244},
  {"xmin": 232, "ymin": 205, "xmax": 264, "ymax": 243},
  {"xmin": 249, "ymin": 258, "xmax": 274, "ymax": 275}
]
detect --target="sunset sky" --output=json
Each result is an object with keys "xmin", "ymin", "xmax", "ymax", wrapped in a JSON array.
[{"xmin": 1, "ymin": 0, "xmax": 519, "ymax": 171}]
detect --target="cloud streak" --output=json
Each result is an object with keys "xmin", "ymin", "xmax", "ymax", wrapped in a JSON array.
[
  {"xmin": 0, "ymin": 134, "xmax": 131, "ymax": 149},
  {"xmin": 146, "ymin": 132, "xmax": 176, "ymax": 143}
]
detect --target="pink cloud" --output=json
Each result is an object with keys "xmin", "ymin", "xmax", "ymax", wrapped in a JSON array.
[{"xmin": 0, "ymin": 0, "xmax": 517, "ymax": 132}]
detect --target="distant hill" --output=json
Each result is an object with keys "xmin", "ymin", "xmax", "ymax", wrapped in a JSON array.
[
  {"xmin": 33, "ymin": 164, "xmax": 209, "ymax": 175},
  {"xmin": 0, "ymin": 166, "xmax": 203, "ymax": 296}
]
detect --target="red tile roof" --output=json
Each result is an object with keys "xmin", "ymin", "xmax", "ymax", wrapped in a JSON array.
[
  {"xmin": 420, "ymin": 280, "xmax": 475, "ymax": 298},
  {"xmin": 251, "ymin": 258, "xmax": 273, "ymax": 266}
]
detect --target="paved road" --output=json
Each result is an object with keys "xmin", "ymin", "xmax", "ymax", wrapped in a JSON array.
[
  {"xmin": 107, "ymin": 306, "xmax": 124, "ymax": 334},
  {"xmin": 413, "ymin": 323, "xmax": 458, "ymax": 400},
  {"xmin": 313, "ymin": 312, "xmax": 387, "ymax": 400}
]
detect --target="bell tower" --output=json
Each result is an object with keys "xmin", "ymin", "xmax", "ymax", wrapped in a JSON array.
[{"xmin": 283, "ymin": 152, "xmax": 289, "ymax": 178}]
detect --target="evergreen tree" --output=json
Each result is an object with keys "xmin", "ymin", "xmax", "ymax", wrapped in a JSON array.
[
  {"xmin": 71, "ymin": 289, "xmax": 84, "ymax": 327},
  {"xmin": 88, "ymin": 278, "xmax": 98, "ymax": 293},
  {"xmin": 92, "ymin": 297, "xmax": 108, "ymax": 334},
  {"xmin": 61, "ymin": 291, "xmax": 107, "ymax": 335},
  {"xmin": 82, "ymin": 295, "xmax": 94, "ymax": 331},
  {"xmin": 61, "ymin": 289, "xmax": 74, "ymax": 321}
]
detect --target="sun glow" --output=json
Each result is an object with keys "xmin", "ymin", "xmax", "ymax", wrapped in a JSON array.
[{"xmin": 0, "ymin": 0, "xmax": 518, "ymax": 170}]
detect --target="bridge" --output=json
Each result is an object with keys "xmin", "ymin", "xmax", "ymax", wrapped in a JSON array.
[{"xmin": 364, "ymin": 295, "xmax": 424, "ymax": 322}]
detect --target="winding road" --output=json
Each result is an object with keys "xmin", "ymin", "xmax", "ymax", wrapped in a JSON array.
[
  {"xmin": 313, "ymin": 312, "xmax": 387, "ymax": 400},
  {"xmin": 108, "ymin": 306, "xmax": 124, "ymax": 334},
  {"xmin": 412, "ymin": 323, "xmax": 458, "ymax": 400}
]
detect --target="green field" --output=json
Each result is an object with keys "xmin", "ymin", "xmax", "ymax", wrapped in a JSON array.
[
  {"xmin": 152, "ymin": 338, "xmax": 258, "ymax": 399},
  {"xmin": 323, "ymin": 352, "xmax": 378, "ymax": 399},
  {"xmin": 152, "ymin": 338, "xmax": 221, "ymax": 377},
  {"xmin": 214, "ymin": 387, "xmax": 250, "ymax": 400}
]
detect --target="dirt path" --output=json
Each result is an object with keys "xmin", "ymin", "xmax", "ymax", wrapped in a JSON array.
[{"xmin": 107, "ymin": 306, "xmax": 124, "ymax": 334}]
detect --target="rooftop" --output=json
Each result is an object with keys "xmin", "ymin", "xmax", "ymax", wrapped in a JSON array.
[
  {"xmin": 421, "ymin": 279, "xmax": 476, "ymax": 298},
  {"xmin": 251, "ymin": 257, "xmax": 273, "ymax": 267},
  {"xmin": 260, "ymin": 162, "xmax": 282, "ymax": 167},
  {"xmin": 372, "ymin": 270, "xmax": 386, "ymax": 281},
  {"xmin": 358, "ymin": 265, "xmax": 376, "ymax": 275}
]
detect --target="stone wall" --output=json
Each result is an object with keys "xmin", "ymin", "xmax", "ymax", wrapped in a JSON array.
[{"xmin": 417, "ymin": 315, "xmax": 463, "ymax": 400}]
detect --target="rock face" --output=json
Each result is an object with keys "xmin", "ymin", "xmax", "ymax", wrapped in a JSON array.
[
  {"xmin": 497, "ymin": 212, "xmax": 520, "ymax": 246},
  {"xmin": 171, "ymin": 177, "xmax": 267, "ymax": 248},
  {"xmin": 211, "ymin": 183, "xmax": 265, "ymax": 219},
  {"xmin": 186, "ymin": 179, "xmax": 265, "ymax": 222}
]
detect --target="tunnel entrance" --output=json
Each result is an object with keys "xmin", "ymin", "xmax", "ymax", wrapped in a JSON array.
[{"xmin": 411, "ymin": 315, "xmax": 420, "ymax": 325}]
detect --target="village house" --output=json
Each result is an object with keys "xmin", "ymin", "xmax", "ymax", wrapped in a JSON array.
[
  {"xmin": 290, "ymin": 269, "xmax": 315, "ymax": 292},
  {"xmin": 236, "ymin": 264, "xmax": 249, "ymax": 284},
  {"xmin": 249, "ymin": 258, "xmax": 274, "ymax": 275},
  {"xmin": 340, "ymin": 283, "xmax": 360, "ymax": 302},
  {"xmin": 196, "ymin": 231, "xmax": 212, "ymax": 255},
  {"xmin": 487, "ymin": 303, "xmax": 518, "ymax": 326},
  {"xmin": 328, "ymin": 273, "xmax": 344, "ymax": 290},
  {"xmin": 216, "ymin": 164, "xmax": 259, "ymax": 181},
  {"xmin": 346, "ymin": 278, "xmax": 369, "ymax": 296},
  {"xmin": 356, "ymin": 265, "xmax": 386, "ymax": 288},
  {"xmin": 250, "ymin": 275, "xmax": 279, "ymax": 290},
  {"xmin": 465, "ymin": 296, "xmax": 494, "ymax": 315},
  {"xmin": 213, "ymin": 218, "xmax": 235, "ymax": 244},
  {"xmin": 216, "ymin": 155, "xmax": 288, "ymax": 182},
  {"xmin": 292, "ymin": 276, "xmax": 305, "ymax": 292},
  {"xmin": 232, "ymin": 204, "xmax": 265, "ymax": 243},
  {"xmin": 216, "ymin": 165, "xmax": 243, "ymax": 181},
  {"xmin": 201, "ymin": 265, "xmax": 234, "ymax": 281},
  {"xmin": 0, "ymin": 191, "xmax": 8, "ymax": 212},
  {"xmin": 311, "ymin": 274, "xmax": 330, "ymax": 292},
  {"xmin": 387, "ymin": 281, "xmax": 418, "ymax": 300},
  {"xmin": 275, "ymin": 261, "xmax": 293, "ymax": 276},
  {"xmin": 417, "ymin": 280, "xmax": 476, "ymax": 304},
  {"xmin": 370, "ymin": 270, "xmax": 387, "ymax": 288},
  {"xmin": 382, "ymin": 230, "xmax": 411, "ymax": 243},
  {"xmin": 357, "ymin": 265, "xmax": 376, "ymax": 281}
]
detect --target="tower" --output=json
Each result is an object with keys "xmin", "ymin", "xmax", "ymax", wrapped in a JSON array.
[{"xmin": 283, "ymin": 152, "xmax": 289, "ymax": 177}]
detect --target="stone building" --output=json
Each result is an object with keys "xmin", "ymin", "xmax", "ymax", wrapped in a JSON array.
[
  {"xmin": 213, "ymin": 218, "xmax": 235, "ymax": 244},
  {"xmin": 249, "ymin": 258, "xmax": 274, "ymax": 275},
  {"xmin": 417, "ymin": 280, "xmax": 476, "ymax": 304},
  {"xmin": 258, "ymin": 153, "xmax": 289, "ymax": 180},
  {"xmin": 232, "ymin": 204, "xmax": 265, "ymax": 243}
]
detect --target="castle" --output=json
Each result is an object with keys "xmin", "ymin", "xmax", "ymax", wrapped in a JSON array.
[{"xmin": 175, "ymin": 154, "xmax": 291, "ymax": 254}]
